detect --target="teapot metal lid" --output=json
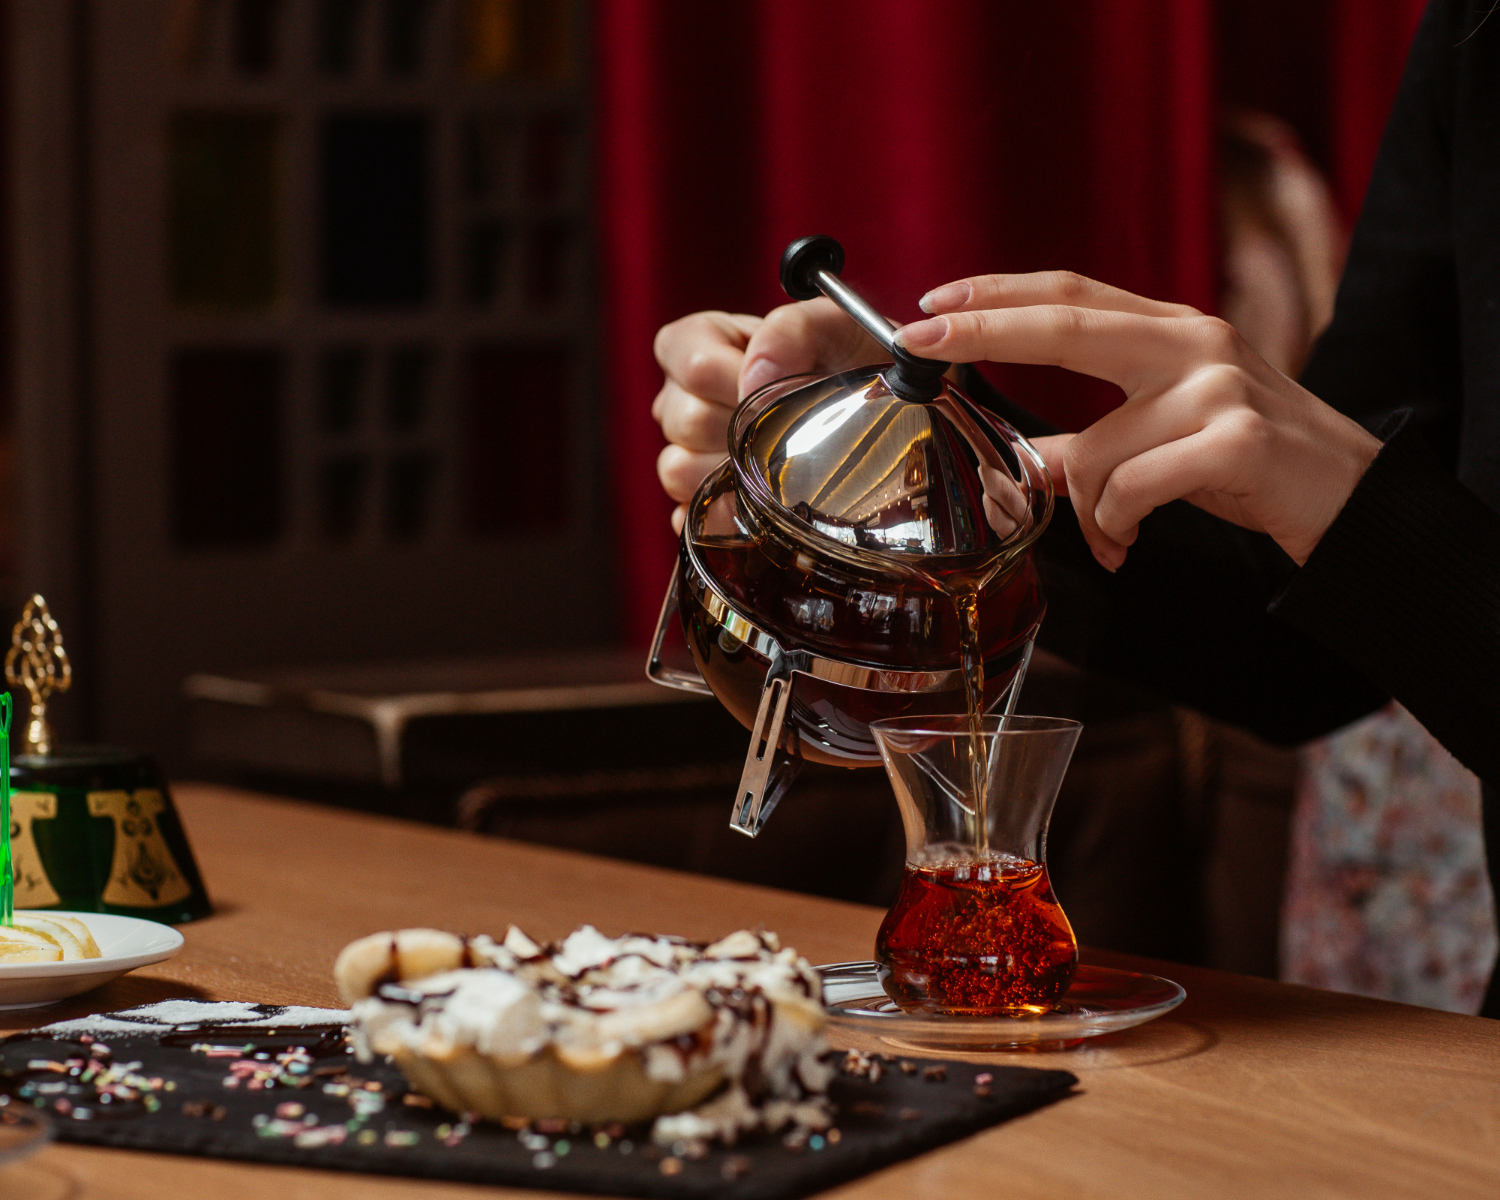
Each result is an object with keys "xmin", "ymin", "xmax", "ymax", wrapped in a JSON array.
[{"xmin": 729, "ymin": 238, "xmax": 1053, "ymax": 578}]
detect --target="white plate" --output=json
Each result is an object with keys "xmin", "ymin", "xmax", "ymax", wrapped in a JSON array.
[{"xmin": 0, "ymin": 912, "xmax": 185, "ymax": 1010}]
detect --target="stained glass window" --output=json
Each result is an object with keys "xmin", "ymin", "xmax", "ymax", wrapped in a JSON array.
[
  {"xmin": 170, "ymin": 112, "xmax": 280, "ymax": 312},
  {"xmin": 525, "ymin": 114, "xmax": 571, "ymax": 202},
  {"xmin": 466, "ymin": 222, "xmax": 506, "ymax": 307},
  {"xmin": 318, "ymin": 347, "xmax": 367, "ymax": 434},
  {"xmin": 385, "ymin": 452, "xmax": 436, "ymax": 539},
  {"xmin": 523, "ymin": 220, "xmax": 571, "ymax": 308},
  {"xmin": 233, "ymin": 0, "xmax": 283, "ymax": 74},
  {"xmin": 318, "ymin": 455, "xmax": 368, "ymax": 543},
  {"xmin": 463, "ymin": 344, "xmax": 571, "ymax": 536},
  {"xmin": 386, "ymin": 346, "xmax": 433, "ymax": 431},
  {"xmin": 383, "ymin": 0, "xmax": 430, "ymax": 75},
  {"xmin": 172, "ymin": 350, "xmax": 284, "ymax": 547},
  {"xmin": 318, "ymin": 0, "xmax": 363, "ymax": 74},
  {"xmin": 464, "ymin": 0, "xmax": 573, "ymax": 81},
  {"xmin": 320, "ymin": 114, "xmax": 430, "ymax": 307},
  {"xmin": 58, "ymin": 0, "xmax": 597, "ymax": 770},
  {"xmin": 463, "ymin": 115, "xmax": 510, "ymax": 199}
]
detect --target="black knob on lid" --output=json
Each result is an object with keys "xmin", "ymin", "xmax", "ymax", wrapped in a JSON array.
[
  {"xmin": 780, "ymin": 235, "xmax": 845, "ymax": 301},
  {"xmin": 777, "ymin": 236, "xmax": 949, "ymax": 402}
]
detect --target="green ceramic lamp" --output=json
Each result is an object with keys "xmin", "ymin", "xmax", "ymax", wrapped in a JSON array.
[{"xmin": 5, "ymin": 595, "xmax": 211, "ymax": 924}]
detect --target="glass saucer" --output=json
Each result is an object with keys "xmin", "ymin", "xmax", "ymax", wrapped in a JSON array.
[
  {"xmin": 0, "ymin": 1106, "xmax": 51, "ymax": 1166},
  {"xmin": 818, "ymin": 961, "xmax": 1185, "ymax": 1051}
]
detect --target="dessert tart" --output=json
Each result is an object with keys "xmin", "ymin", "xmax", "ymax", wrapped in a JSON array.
[
  {"xmin": 336, "ymin": 925, "xmax": 833, "ymax": 1136},
  {"xmin": 0, "ymin": 913, "xmax": 103, "ymax": 963}
]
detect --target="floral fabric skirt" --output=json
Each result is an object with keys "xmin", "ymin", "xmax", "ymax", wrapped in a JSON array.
[{"xmin": 1283, "ymin": 704, "xmax": 1498, "ymax": 1014}]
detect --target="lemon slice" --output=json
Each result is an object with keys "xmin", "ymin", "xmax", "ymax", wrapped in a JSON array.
[
  {"xmin": 40, "ymin": 913, "xmax": 102, "ymax": 958},
  {"xmin": 0, "ymin": 925, "xmax": 64, "ymax": 963},
  {"xmin": 14, "ymin": 913, "xmax": 102, "ymax": 960}
]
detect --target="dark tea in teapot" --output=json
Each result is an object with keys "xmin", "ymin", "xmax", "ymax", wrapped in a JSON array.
[{"xmin": 680, "ymin": 459, "xmax": 1043, "ymax": 771}]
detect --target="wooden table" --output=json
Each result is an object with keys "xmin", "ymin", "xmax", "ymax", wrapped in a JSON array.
[{"xmin": 3, "ymin": 785, "xmax": 1498, "ymax": 1199}]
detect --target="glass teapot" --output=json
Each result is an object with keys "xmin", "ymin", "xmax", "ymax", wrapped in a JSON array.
[{"xmin": 648, "ymin": 237, "xmax": 1053, "ymax": 836}]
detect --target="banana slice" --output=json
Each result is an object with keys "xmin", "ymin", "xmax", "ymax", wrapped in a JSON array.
[
  {"xmin": 335, "ymin": 928, "xmax": 471, "ymax": 1004},
  {"xmin": 0, "ymin": 924, "xmax": 64, "ymax": 963},
  {"xmin": 13, "ymin": 913, "xmax": 102, "ymax": 960}
]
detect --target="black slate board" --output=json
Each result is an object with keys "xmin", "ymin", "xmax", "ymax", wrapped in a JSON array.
[{"xmin": 1, "ymin": 1002, "xmax": 1077, "ymax": 1199}]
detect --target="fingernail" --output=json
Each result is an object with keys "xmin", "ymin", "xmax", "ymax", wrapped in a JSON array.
[
  {"xmin": 740, "ymin": 356, "xmax": 784, "ymax": 396},
  {"xmin": 895, "ymin": 317, "xmax": 948, "ymax": 349},
  {"xmin": 919, "ymin": 282, "xmax": 970, "ymax": 313}
]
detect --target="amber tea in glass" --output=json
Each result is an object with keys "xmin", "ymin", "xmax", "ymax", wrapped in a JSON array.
[{"xmin": 870, "ymin": 714, "xmax": 1082, "ymax": 1015}]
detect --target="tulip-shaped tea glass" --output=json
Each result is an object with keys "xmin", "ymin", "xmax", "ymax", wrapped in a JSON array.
[
  {"xmin": 871, "ymin": 714, "xmax": 1082, "ymax": 1016},
  {"xmin": 820, "ymin": 711, "xmax": 1185, "ymax": 1048}
]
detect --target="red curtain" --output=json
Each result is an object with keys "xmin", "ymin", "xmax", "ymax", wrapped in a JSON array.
[
  {"xmin": 599, "ymin": 1, "xmax": 1429, "ymax": 645},
  {"xmin": 1328, "ymin": 0, "xmax": 1431, "ymax": 225}
]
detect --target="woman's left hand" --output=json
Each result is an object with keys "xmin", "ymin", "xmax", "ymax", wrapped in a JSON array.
[{"xmin": 897, "ymin": 272, "xmax": 1382, "ymax": 571}]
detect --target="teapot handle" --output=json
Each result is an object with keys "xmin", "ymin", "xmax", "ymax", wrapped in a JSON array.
[
  {"xmin": 729, "ymin": 645, "xmax": 806, "ymax": 837},
  {"xmin": 645, "ymin": 567, "xmax": 713, "ymax": 695}
]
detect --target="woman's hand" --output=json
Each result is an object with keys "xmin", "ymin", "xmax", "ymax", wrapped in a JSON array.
[
  {"xmin": 898, "ymin": 271, "xmax": 1381, "ymax": 571},
  {"xmin": 652, "ymin": 299, "xmax": 885, "ymax": 532}
]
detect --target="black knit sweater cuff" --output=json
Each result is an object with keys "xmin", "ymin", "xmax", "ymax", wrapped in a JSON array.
[{"xmin": 1271, "ymin": 413, "xmax": 1500, "ymax": 783}]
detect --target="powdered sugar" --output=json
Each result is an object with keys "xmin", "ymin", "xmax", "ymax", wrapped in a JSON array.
[{"xmin": 38, "ymin": 1000, "xmax": 350, "ymax": 1038}]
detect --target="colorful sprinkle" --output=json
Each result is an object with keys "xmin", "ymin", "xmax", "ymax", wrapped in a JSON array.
[
  {"xmin": 348, "ymin": 1091, "xmax": 385, "ymax": 1117},
  {"xmin": 721, "ymin": 1154, "xmax": 752, "ymax": 1180},
  {"xmin": 294, "ymin": 1125, "xmax": 346, "ymax": 1149}
]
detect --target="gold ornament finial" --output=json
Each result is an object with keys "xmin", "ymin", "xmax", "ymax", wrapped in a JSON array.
[{"xmin": 5, "ymin": 595, "xmax": 71, "ymax": 757}]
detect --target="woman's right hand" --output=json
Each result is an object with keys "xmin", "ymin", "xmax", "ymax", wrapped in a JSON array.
[{"xmin": 652, "ymin": 298, "xmax": 886, "ymax": 532}]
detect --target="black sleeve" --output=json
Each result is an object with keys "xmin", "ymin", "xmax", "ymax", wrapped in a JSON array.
[
  {"xmin": 1272, "ymin": 414, "xmax": 1500, "ymax": 783},
  {"xmin": 962, "ymin": 365, "xmax": 1388, "ymax": 744}
]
